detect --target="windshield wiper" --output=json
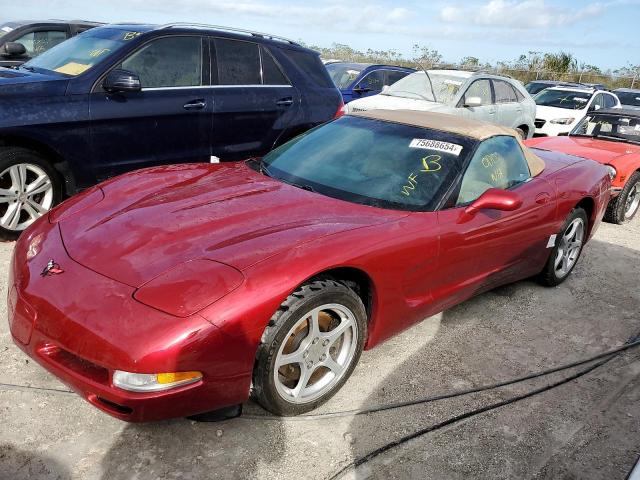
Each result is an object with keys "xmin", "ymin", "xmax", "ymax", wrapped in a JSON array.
[
  {"xmin": 593, "ymin": 134, "xmax": 637, "ymax": 144},
  {"xmin": 19, "ymin": 65, "xmax": 36, "ymax": 72}
]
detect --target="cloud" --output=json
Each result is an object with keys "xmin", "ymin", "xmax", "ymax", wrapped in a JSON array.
[{"xmin": 440, "ymin": 0, "xmax": 606, "ymax": 29}]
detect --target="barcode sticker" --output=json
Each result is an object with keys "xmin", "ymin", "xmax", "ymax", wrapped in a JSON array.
[{"xmin": 409, "ymin": 139, "xmax": 463, "ymax": 156}]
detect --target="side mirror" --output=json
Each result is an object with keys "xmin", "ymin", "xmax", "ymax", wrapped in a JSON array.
[
  {"xmin": 464, "ymin": 188, "xmax": 523, "ymax": 216},
  {"xmin": 353, "ymin": 85, "xmax": 371, "ymax": 94},
  {"xmin": 2, "ymin": 42, "xmax": 27, "ymax": 57},
  {"xmin": 382, "ymin": 85, "xmax": 390, "ymax": 94},
  {"xmin": 463, "ymin": 96, "xmax": 483, "ymax": 108},
  {"xmin": 103, "ymin": 69, "xmax": 141, "ymax": 93}
]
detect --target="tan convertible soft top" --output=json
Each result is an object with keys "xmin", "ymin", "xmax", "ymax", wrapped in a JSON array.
[{"xmin": 350, "ymin": 109, "xmax": 545, "ymax": 177}]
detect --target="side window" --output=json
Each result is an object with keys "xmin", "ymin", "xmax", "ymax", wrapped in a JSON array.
[
  {"xmin": 493, "ymin": 80, "xmax": 518, "ymax": 103},
  {"xmin": 603, "ymin": 94, "xmax": 617, "ymax": 108},
  {"xmin": 456, "ymin": 136, "xmax": 530, "ymax": 206},
  {"xmin": 513, "ymin": 85, "xmax": 526, "ymax": 102},
  {"xmin": 14, "ymin": 30, "xmax": 67, "ymax": 57},
  {"xmin": 121, "ymin": 36, "xmax": 202, "ymax": 88},
  {"xmin": 590, "ymin": 93, "xmax": 605, "ymax": 110},
  {"xmin": 260, "ymin": 46, "xmax": 289, "ymax": 85},
  {"xmin": 386, "ymin": 70, "xmax": 409, "ymax": 86},
  {"xmin": 359, "ymin": 70, "xmax": 385, "ymax": 91},
  {"xmin": 282, "ymin": 48, "xmax": 334, "ymax": 88},
  {"xmin": 462, "ymin": 79, "xmax": 492, "ymax": 105},
  {"xmin": 215, "ymin": 38, "xmax": 261, "ymax": 85}
]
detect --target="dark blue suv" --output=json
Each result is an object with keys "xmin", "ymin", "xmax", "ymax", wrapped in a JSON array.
[
  {"xmin": 325, "ymin": 62, "xmax": 414, "ymax": 103},
  {"xmin": 0, "ymin": 23, "xmax": 342, "ymax": 238}
]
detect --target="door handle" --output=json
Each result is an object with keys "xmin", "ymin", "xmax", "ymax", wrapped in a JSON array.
[
  {"xmin": 535, "ymin": 192, "xmax": 552, "ymax": 205},
  {"xmin": 183, "ymin": 99, "xmax": 206, "ymax": 110},
  {"xmin": 276, "ymin": 97, "xmax": 294, "ymax": 106}
]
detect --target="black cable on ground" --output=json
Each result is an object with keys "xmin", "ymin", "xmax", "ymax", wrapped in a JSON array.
[
  {"xmin": 328, "ymin": 354, "xmax": 619, "ymax": 480},
  {"xmin": 0, "ymin": 382, "xmax": 73, "ymax": 395},
  {"xmin": 241, "ymin": 337, "xmax": 640, "ymax": 421}
]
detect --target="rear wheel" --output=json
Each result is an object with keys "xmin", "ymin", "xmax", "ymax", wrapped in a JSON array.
[
  {"xmin": 252, "ymin": 279, "xmax": 366, "ymax": 416},
  {"xmin": 604, "ymin": 171, "xmax": 640, "ymax": 224},
  {"xmin": 0, "ymin": 147, "xmax": 62, "ymax": 240},
  {"xmin": 515, "ymin": 127, "xmax": 527, "ymax": 140},
  {"xmin": 538, "ymin": 207, "xmax": 588, "ymax": 286}
]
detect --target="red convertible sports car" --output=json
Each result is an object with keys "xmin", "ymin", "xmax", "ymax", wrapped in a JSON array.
[
  {"xmin": 8, "ymin": 110, "xmax": 611, "ymax": 422},
  {"xmin": 527, "ymin": 108, "xmax": 640, "ymax": 224}
]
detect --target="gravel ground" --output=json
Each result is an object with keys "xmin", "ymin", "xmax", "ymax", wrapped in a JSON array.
[{"xmin": 0, "ymin": 215, "xmax": 638, "ymax": 480}]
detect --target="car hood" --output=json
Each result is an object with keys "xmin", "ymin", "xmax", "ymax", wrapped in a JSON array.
[
  {"xmin": 58, "ymin": 162, "xmax": 406, "ymax": 288},
  {"xmin": 535, "ymin": 104, "xmax": 584, "ymax": 121},
  {"xmin": 347, "ymin": 93, "xmax": 451, "ymax": 113},
  {"xmin": 0, "ymin": 67, "xmax": 69, "ymax": 96},
  {"xmin": 525, "ymin": 136, "xmax": 640, "ymax": 164}
]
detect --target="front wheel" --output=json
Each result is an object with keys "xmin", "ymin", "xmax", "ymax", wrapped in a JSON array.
[
  {"xmin": 604, "ymin": 171, "xmax": 640, "ymax": 224},
  {"xmin": 0, "ymin": 147, "xmax": 62, "ymax": 240},
  {"xmin": 252, "ymin": 279, "xmax": 367, "ymax": 416},
  {"xmin": 538, "ymin": 207, "xmax": 588, "ymax": 286}
]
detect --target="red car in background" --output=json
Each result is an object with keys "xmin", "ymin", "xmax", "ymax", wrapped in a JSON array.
[
  {"xmin": 527, "ymin": 108, "xmax": 640, "ymax": 224},
  {"xmin": 8, "ymin": 110, "xmax": 610, "ymax": 422}
]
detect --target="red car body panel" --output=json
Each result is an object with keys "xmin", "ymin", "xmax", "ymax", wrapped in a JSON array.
[
  {"xmin": 526, "ymin": 136, "xmax": 640, "ymax": 191},
  {"xmin": 8, "ymin": 155, "xmax": 611, "ymax": 422}
]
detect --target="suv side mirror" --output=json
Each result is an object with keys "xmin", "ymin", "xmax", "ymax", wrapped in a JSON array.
[
  {"xmin": 464, "ymin": 188, "xmax": 522, "ymax": 216},
  {"xmin": 463, "ymin": 96, "xmax": 483, "ymax": 108},
  {"xmin": 103, "ymin": 69, "xmax": 141, "ymax": 93},
  {"xmin": 382, "ymin": 85, "xmax": 391, "ymax": 94},
  {"xmin": 2, "ymin": 42, "xmax": 27, "ymax": 57}
]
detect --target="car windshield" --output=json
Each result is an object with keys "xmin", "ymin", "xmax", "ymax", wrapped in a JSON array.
[
  {"xmin": 23, "ymin": 27, "xmax": 140, "ymax": 76},
  {"xmin": 571, "ymin": 113, "xmax": 640, "ymax": 144},
  {"xmin": 383, "ymin": 71, "xmax": 465, "ymax": 104},
  {"xmin": 262, "ymin": 115, "xmax": 475, "ymax": 211},
  {"xmin": 534, "ymin": 89, "xmax": 591, "ymax": 109},
  {"xmin": 0, "ymin": 23, "xmax": 14, "ymax": 38},
  {"xmin": 326, "ymin": 63, "xmax": 367, "ymax": 89},
  {"xmin": 615, "ymin": 91, "xmax": 640, "ymax": 107}
]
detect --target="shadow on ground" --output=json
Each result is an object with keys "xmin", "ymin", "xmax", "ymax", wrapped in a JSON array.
[{"xmin": 0, "ymin": 444, "xmax": 71, "ymax": 480}]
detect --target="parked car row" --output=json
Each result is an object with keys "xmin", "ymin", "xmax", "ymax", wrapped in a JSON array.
[{"xmin": 3, "ymin": 20, "xmax": 639, "ymax": 424}]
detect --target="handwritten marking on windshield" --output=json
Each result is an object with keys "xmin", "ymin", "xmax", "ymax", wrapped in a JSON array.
[
  {"xmin": 123, "ymin": 32, "xmax": 142, "ymax": 40},
  {"xmin": 401, "ymin": 155, "xmax": 443, "ymax": 196}
]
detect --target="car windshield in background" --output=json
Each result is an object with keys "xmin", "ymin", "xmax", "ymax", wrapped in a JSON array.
[
  {"xmin": 23, "ymin": 27, "xmax": 139, "ymax": 76},
  {"xmin": 262, "ymin": 115, "xmax": 474, "ymax": 210},
  {"xmin": 384, "ymin": 71, "xmax": 464, "ymax": 104},
  {"xmin": 615, "ymin": 92, "xmax": 640, "ymax": 107},
  {"xmin": 534, "ymin": 89, "xmax": 591, "ymax": 109},
  {"xmin": 572, "ymin": 113, "xmax": 640, "ymax": 144},
  {"xmin": 326, "ymin": 63, "xmax": 367, "ymax": 89}
]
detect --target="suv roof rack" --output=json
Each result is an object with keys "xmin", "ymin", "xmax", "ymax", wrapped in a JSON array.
[{"xmin": 159, "ymin": 22, "xmax": 300, "ymax": 45}]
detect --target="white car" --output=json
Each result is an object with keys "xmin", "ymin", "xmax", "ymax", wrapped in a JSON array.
[
  {"xmin": 534, "ymin": 86, "xmax": 621, "ymax": 136},
  {"xmin": 345, "ymin": 70, "xmax": 536, "ymax": 138}
]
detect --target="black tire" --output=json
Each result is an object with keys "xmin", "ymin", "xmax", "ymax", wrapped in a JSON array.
[
  {"xmin": 0, "ymin": 147, "xmax": 62, "ymax": 241},
  {"xmin": 515, "ymin": 127, "xmax": 527, "ymax": 140},
  {"xmin": 603, "ymin": 171, "xmax": 640, "ymax": 224},
  {"xmin": 538, "ymin": 207, "xmax": 588, "ymax": 287},
  {"xmin": 252, "ymin": 279, "xmax": 367, "ymax": 416}
]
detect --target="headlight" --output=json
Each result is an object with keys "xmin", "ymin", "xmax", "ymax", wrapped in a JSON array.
[
  {"xmin": 606, "ymin": 165, "xmax": 617, "ymax": 180},
  {"xmin": 550, "ymin": 118, "xmax": 575, "ymax": 125},
  {"xmin": 113, "ymin": 370, "xmax": 202, "ymax": 392}
]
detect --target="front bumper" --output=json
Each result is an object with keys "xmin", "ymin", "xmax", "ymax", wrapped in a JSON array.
[
  {"xmin": 534, "ymin": 120, "xmax": 575, "ymax": 137},
  {"xmin": 8, "ymin": 219, "xmax": 251, "ymax": 422}
]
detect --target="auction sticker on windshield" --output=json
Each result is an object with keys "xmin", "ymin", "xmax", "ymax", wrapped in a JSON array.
[{"xmin": 409, "ymin": 138, "xmax": 463, "ymax": 156}]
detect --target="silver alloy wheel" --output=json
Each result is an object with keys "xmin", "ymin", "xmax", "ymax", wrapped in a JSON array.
[
  {"xmin": 273, "ymin": 303, "xmax": 358, "ymax": 404},
  {"xmin": 624, "ymin": 182, "xmax": 639, "ymax": 219},
  {"xmin": 554, "ymin": 217, "xmax": 585, "ymax": 278},
  {"xmin": 0, "ymin": 163, "xmax": 53, "ymax": 231}
]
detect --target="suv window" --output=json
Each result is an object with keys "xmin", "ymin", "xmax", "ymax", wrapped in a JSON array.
[
  {"xmin": 387, "ymin": 70, "xmax": 409, "ymax": 85},
  {"xmin": 456, "ymin": 136, "xmax": 530, "ymax": 205},
  {"xmin": 463, "ymin": 79, "xmax": 492, "ymax": 106},
  {"xmin": 14, "ymin": 30, "xmax": 67, "ymax": 57},
  {"xmin": 603, "ymin": 94, "xmax": 617, "ymax": 108},
  {"xmin": 215, "ymin": 38, "xmax": 261, "ymax": 85},
  {"xmin": 359, "ymin": 70, "xmax": 385, "ymax": 91},
  {"xmin": 121, "ymin": 36, "xmax": 202, "ymax": 88},
  {"xmin": 261, "ymin": 46, "xmax": 289, "ymax": 85},
  {"xmin": 282, "ymin": 48, "xmax": 334, "ymax": 88},
  {"xmin": 493, "ymin": 80, "xmax": 518, "ymax": 103}
]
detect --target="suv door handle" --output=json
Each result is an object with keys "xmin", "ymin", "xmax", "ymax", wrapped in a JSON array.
[
  {"xmin": 183, "ymin": 99, "xmax": 206, "ymax": 110},
  {"xmin": 276, "ymin": 97, "xmax": 293, "ymax": 106}
]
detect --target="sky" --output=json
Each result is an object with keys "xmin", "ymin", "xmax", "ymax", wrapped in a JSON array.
[{"xmin": 1, "ymin": 0, "xmax": 639, "ymax": 71}]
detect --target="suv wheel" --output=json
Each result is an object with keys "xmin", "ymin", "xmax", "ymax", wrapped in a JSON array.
[
  {"xmin": 0, "ymin": 147, "xmax": 61, "ymax": 240},
  {"xmin": 604, "ymin": 171, "xmax": 640, "ymax": 224}
]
